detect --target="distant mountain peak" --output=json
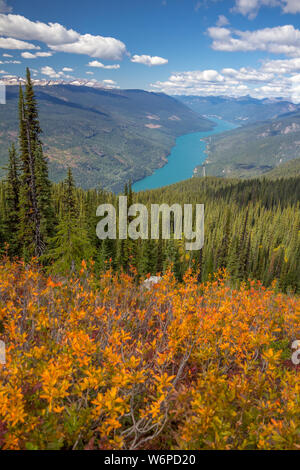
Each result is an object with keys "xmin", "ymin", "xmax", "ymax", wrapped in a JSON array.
[{"xmin": 0, "ymin": 76, "xmax": 118, "ymax": 90}]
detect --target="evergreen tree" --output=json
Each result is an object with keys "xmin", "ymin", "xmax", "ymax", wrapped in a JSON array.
[
  {"xmin": 217, "ymin": 209, "xmax": 231, "ymax": 269},
  {"xmin": 35, "ymin": 143, "xmax": 56, "ymax": 241},
  {"xmin": 45, "ymin": 168, "xmax": 94, "ymax": 274},
  {"xmin": 4, "ymin": 144, "xmax": 20, "ymax": 256},
  {"xmin": 18, "ymin": 68, "xmax": 53, "ymax": 259}
]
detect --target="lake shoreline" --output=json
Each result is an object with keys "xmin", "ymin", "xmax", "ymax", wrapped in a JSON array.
[{"xmin": 132, "ymin": 118, "xmax": 238, "ymax": 192}]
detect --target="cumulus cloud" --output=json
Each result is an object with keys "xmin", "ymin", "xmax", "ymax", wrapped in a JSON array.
[
  {"xmin": 21, "ymin": 51, "xmax": 36, "ymax": 59},
  {"xmin": 0, "ymin": 14, "xmax": 78, "ymax": 45},
  {"xmin": 40, "ymin": 66, "xmax": 75, "ymax": 80},
  {"xmin": 207, "ymin": 25, "xmax": 300, "ymax": 57},
  {"xmin": 102, "ymin": 79, "xmax": 116, "ymax": 85},
  {"xmin": 150, "ymin": 60, "xmax": 300, "ymax": 103},
  {"xmin": 41, "ymin": 66, "xmax": 62, "ymax": 78},
  {"xmin": 87, "ymin": 60, "xmax": 120, "ymax": 69},
  {"xmin": 0, "ymin": 36, "xmax": 39, "ymax": 50},
  {"xmin": 0, "ymin": 57, "xmax": 18, "ymax": 63},
  {"xmin": 130, "ymin": 54, "xmax": 168, "ymax": 66},
  {"xmin": 101, "ymin": 79, "xmax": 119, "ymax": 89},
  {"xmin": 3, "ymin": 59, "xmax": 20, "ymax": 63},
  {"xmin": 221, "ymin": 66, "xmax": 274, "ymax": 82},
  {"xmin": 0, "ymin": 1, "xmax": 11, "ymax": 14},
  {"xmin": 232, "ymin": 0, "xmax": 280, "ymax": 19},
  {"xmin": 151, "ymin": 69, "xmax": 244, "ymax": 97},
  {"xmin": 36, "ymin": 51, "xmax": 53, "ymax": 57},
  {"xmin": 49, "ymin": 34, "xmax": 126, "ymax": 60},
  {"xmin": 216, "ymin": 15, "xmax": 229, "ymax": 26},
  {"xmin": 283, "ymin": 0, "xmax": 300, "ymax": 13},
  {"xmin": 262, "ymin": 57, "xmax": 300, "ymax": 74},
  {"xmin": 233, "ymin": 0, "xmax": 300, "ymax": 18},
  {"xmin": 21, "ymin": 50, "xmax": 53, "ymax": 59},
  {"xmin": 0, "ymin": 14, "xmax": 126, "ymax": 60}
]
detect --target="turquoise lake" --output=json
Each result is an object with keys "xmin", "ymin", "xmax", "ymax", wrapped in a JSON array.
[{"xmin": 132, "ymin": 118, "xmax": 238, "ymax": 192}]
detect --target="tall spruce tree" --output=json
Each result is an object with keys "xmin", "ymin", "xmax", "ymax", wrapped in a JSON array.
[
  {"xmin": 35, "ymin": 143, "xmax": 56, "ymax": 241},
  {"xmin": 4, "ymin": 143, "xmax": 20, "ymax": 256},
  {"xmin": 18, "ymin": 68, "xmax": 54, "ymax": 259}
]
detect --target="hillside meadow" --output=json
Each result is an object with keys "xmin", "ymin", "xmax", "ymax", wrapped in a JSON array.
[{"xmin": 0, "ymin": 258, "xmax": 299, "ymax": 450}]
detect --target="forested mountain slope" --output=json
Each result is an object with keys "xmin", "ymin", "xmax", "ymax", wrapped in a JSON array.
[
  {"xmin": 176, "ymin": 95, "xmax": 298, "ymax": 125},
  {"xmin": 196, "ymin": 110, "xmax": 300, "ymax": 178},
  {"xmin": 133, "ymin": 176, "xmax": 299, "ymax": 292},
  {"xmin": 262, "ymin": 157, "xmax": 300, "ymax": 179},
  {"xmin": 0, "ymin": 85, "xmax": 213, "ymax": 191}
]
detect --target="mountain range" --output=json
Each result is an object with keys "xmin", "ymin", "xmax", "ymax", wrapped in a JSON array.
[
  {"xmin": 0, "ymin": 76, "xmax": 119, "ymax": 89},
  {"xmin": 2, "ymin": 82, "xmax": 300, "ymax": 189},
  {"xmin": 0, "ymin": 84, "xmax": 213, "ymax": 191},
  {"xmin": 176, "ymin": 95, "xmax": 299, "ymax": 125},
  {"xmin": 195, "ymin": 108, "xmax": 300, "ymax": 179}
]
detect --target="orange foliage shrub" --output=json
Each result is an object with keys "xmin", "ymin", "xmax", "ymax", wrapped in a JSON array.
[{"xmin": 0, "ymin": 258, "xmax": 299, "ymax": 450}]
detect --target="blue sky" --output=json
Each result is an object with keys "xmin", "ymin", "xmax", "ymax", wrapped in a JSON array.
[{"xmin": 1, "ymin": 0, "xmax": 300, "ymax": 101}]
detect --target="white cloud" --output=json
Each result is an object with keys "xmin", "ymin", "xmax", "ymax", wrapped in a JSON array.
[
  {"xmin": 221, "ymin": 66, "xmax": 274, "ymax": 82},
  {"xmin": 21, "ymin": 51, "xmax": 36, "ymax": 59},
  {"xmin": 101, "ymin": 79, "xmax": 119, "ymax": 89},
  {"xmin": 2, "ymin": 52, "xmax": 12, "ymax": 57},
  {"xmin": 233, "ymin": 0, "xmax": 300, "ymax": 18},
  {"xmin": 21, "ymin": 50, "xmax": 53, "ymax": 59},
  {"xmin": 216, "ymin": 15, "xmax": 229, "ymax": 26},
  {"xmin": 232, "ymin": 0, "xmax": 280, "ymax": 19},
  {"xmin": 208, "ymin": 25, "xmax": 300, "ymax": 56},
  {"xmin": 50, "ymin": 34, "xmax": 125, "ymax": 60},
  {"xmin": 3, "ymin": 59, "xmax": 20, "ymax": 63},
  {"xmin": 0, "ymin": 14, "xmax": 78, "ymax": 45},
  {"xmin": 40, "ymin": 66, "xmax": 75, "ymax": 79},
  {"xmin": 87, "ymin": 60, "xmax": 120, "ymax": 69},
  {"xmin": 282, "ymin": 0, "xmax": 300, "ymax": 13},
  {"xmin": 150, "ymin": 61, "xmax": 300, "ymax": 103},
  {"xmin": 102, "ymin": 79, "xmax": 116, "ymax": 85},
  {"xmin": 0, "ymin": 14, "xmax": 126, "ymax": 60},
  {"xmin": 0, "ymin": 69, "xmax": 6, "ymax": 73},
  {"xmin": 41, "ymin": 66, "xmax": 63, "ymax": 79},
  {"xmin": 0, "ymin": 36, "xmax": 39, "ymax": 50},
  {"xmin": 86, "ymin": 71, "xmax": 94, "ymax": 75},
  {"xmin": 130, "ymin": 54, "xmax": 168, "ymax": 66},
  {"xmin": 0, "ymin": 1, "xmax": 12, "ymax": 14},
  {"xmin": 36, "ymin": 51, "xmax": 53, "ymax": 57},
  {"xmin": 262, "ymin": 57, "xmax": 300, "ymax": 74}
]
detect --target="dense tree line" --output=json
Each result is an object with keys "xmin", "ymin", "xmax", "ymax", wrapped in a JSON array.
[{"xmin": 0, "ymin": 69, "xmax": 299, "ymax": 293}]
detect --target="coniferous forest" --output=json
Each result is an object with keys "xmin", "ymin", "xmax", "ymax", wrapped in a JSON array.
[
  {"xmin": 0, "ymin": 70, "xmax": 299, "ymax": 451},
  {"xmin": 0, "ymin": 70, "xmax": 299, "ymax": 292}
]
